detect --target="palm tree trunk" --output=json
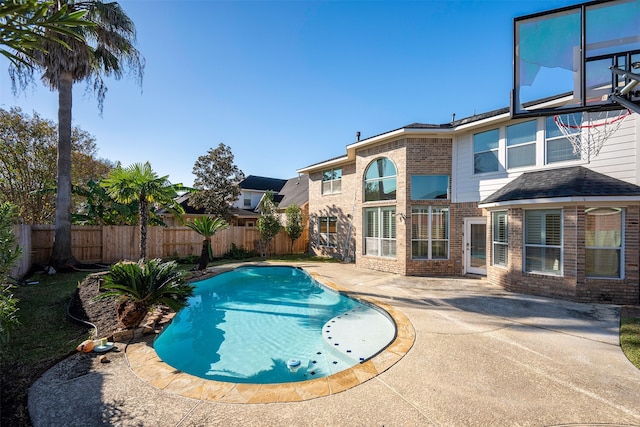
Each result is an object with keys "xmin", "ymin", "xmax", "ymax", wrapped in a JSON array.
[
  {"xmin": 139, "ymin": 196, "xmax": 148, "ymax": 261},
  {"xmin": 198, "ymin": 238, "xmax": 209, "ymax": 270},
  {"xmin": 50, "ymin": 70, "xmax": 77, "ymax": 270}
]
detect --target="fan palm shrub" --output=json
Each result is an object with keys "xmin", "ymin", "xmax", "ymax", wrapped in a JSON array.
[
  {"xmin": 101, "ymin": 162, "xmax": 186, "ymax": 260},
  {"xmin": 99, "ymin": 259, "xmax": 194, "ymax": 328},
  {"xmin": 185, "ymin": 216, "xmax": 228, "ymax": 270}
]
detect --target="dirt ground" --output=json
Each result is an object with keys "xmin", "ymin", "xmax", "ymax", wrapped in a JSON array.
[{"xmin": 68, "ymin": 272, "xmax": 121, "ymax": 340}]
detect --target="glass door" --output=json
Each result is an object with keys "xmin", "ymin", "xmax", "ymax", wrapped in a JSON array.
[{"xmin": 465, "ymin": 218, "xmax": 487, "ymax": 275}]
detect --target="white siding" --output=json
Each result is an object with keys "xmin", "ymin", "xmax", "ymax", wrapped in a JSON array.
[{"xmin": 453, "ymin": 112, "xmax": 639, "ymax": 203}]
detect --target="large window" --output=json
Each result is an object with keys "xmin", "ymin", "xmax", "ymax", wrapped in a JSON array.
[
  {"xmin": 322, "ymin": 168, "xmax": 342, "ymax": 195},
  {"xmin": 507, "ymin": 120, "xmax": 537, "ymax": 169},
  {"xmin": 545, "ymin": 114, "xmax": 581, "ymax": 164},
  {"xmin": 364, "ymin": 207, "xmax": 396, "ymax": 257},
  {"xmin": 492, "ymin": 211, "xmax": 508, "ymax": 267},
  {"xmin": 473, "ymin": 129, "xmax": 499, "ymax": 174},
  {"xmin": 364, "ymin": 158, "xmax": 396, "ymax": 202},
  {"xmin": 411, "ymin": 206, "xmax": 449, "ymax": 259},
  {"xmin": 525, "ymin": 209, "xmax": 562, "ymax": 275},
  {"xmin": 318, "ymin": 217, "xmax": 337, "ymax": 247},
  {"xmin": 243, "ymin": 192, "xmax": 252, "ymax": 208},
  {"xmin": 585, "ymin": 208, "xmax": 623, "ymax": 278},
  {"xmin": 411, "ymin": 175, "xmax": 449, "ymax": 200}
]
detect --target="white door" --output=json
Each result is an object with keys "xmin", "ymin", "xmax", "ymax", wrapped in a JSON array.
[{"xmin": 464, "ymin": 218, "xmax": 487, "ymax": 275}]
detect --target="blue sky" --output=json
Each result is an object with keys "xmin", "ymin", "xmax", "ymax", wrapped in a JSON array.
[{"xmin": 0, "ymin": 0, "xmax": 584, "ymax": 187}]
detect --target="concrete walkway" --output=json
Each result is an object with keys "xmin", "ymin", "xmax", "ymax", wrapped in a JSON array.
[{"xmin": 29, "ymin": 262, "xmax": 640, "ymax": 426}]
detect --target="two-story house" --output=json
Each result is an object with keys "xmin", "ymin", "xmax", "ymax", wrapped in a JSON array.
[{"xmin": 297, "ymin": 108, "xmax": 640, "ymax": 305}]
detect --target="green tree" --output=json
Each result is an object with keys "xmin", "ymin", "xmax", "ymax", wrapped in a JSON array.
[
  {"xmin": 8, "ymin": 0, "xmax": 144, "ymax": 270},
  {"xmin": 256, "ymin": 191, "xmax": 281, "ymax": 258},
  {"xmin": 185, "ymin": 216, "xmax": 228, "ymax": 270},
  {"xmin": 189, "ymin": 143, "xmax": 245, "ymax": 221},
  {"xmin": 98, "ymin": 259, "xmax": 194, "ymax": 329},
  {"xmin": 101, "ymin": 162, "xmax": 185, "ymax": 261},
  {"xmin": 0, "ymin": 203, "xmax": 22, "ymax": 346},
  {"xmin": 72, "ymin": 179, "xmax": 138, "ymax": 225},
  {"xmin": 284, "ymin": 203, "xmax": 304, "ymax": 254},
  {"xmin": 0, "ymin": 0, "xmax": 90, "ymax": 67},
  {"xmin": 0, "ymin": 107, "xmax": 112, "ymax": 224}
]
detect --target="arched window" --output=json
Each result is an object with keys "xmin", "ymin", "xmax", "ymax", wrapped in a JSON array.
[{"xmin": 364, "ymin": 158, "xmax": 396, "ymax": 202}]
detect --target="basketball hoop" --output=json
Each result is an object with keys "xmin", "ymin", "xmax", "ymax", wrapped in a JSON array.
[{"xmin": 554, "ymin": 109, "xmax": 631, "ymax": 161}]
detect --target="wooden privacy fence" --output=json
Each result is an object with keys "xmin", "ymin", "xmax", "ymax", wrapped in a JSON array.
[{"xmin": 18, "ymin": 225, "xmax": 309, "ymax": 267}]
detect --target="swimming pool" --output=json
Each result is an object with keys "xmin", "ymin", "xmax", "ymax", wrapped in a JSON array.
[{"xmin": 154, "ymin": 266, "xmax": 396, "ymax": 384}]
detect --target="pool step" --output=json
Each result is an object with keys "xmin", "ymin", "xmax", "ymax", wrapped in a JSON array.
[{"xmin": 322, "ymin": 305, "xmax": 396, "ymax": 363}]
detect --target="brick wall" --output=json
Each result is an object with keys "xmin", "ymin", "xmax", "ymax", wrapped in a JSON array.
[
  {"xmin": 356, "ymin": 138, "xmax": 408, "ymax": 275},
  {"xmin": 307, "ymin": 162, "xmax": 357, "ymax": 259},
  {"xmin": 487, "ymin": 204, "xmax": 640, "ymax": 305}
]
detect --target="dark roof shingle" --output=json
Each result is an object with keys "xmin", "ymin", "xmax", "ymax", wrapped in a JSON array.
[{"xmin": 480, "ymin": 166, "xmax": 640, "ymax": 205}]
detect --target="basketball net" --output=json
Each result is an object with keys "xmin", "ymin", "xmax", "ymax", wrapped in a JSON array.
[{"xmin": 554, "ymin": 109, "xmax": 631, "ymax": 162}]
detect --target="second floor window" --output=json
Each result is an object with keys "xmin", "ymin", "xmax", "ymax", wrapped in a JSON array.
[
  {"xmin": 473, "ymin": 129, "xmax": 499, "ymax": 174},
  {"xmin": 545, "ymin": 114, "xmax": 581, "ymax": 164},
  {"xmin": 411, "ymin": 175, "xmax": 449, "ymax": 200},
  {"xmin": 322, "ymin": 168, "xmax": 342, "ymax": 195},
  {"xmin": 507, "ymin": 120, "xmax": 536, "ymax": 169},
  {"xmin": 364, "ymin": 158, "xmax": 396, "ymax": 202},
  {"xmin": 243, "ymin": 192, "xmax": 252, "ymax": 208}
]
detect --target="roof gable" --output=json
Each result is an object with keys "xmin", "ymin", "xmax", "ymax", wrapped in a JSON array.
[
  {"xmin": 480, "ymin": 166, "xmax": 640, "ymax": 205},
  {"xmin": 278, "ymin": 175, "xmax": 309, "ymax": 209}
]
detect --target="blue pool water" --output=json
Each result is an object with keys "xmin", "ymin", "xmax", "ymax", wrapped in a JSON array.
[{"xmin": 154, "ymin": 266, "xmax": 395, "ymax": 384}]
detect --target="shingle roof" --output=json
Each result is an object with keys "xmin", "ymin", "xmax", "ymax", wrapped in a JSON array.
[
  {"xmin": 480, "ymin": 166, "xmax": 640, "ymax": 205},
  {"xmin": 240, "ymin": 175, "xmax": 287, "ymax": 192},
  {"xmin": 277, "ymin": 175, "xmax": 309, "ymax": 209}
]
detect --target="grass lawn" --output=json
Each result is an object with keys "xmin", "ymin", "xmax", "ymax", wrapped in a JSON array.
[
  {"xmin": 621, "ymin": 317, "xmax": 640, "ymax": 368},
  {"xmin": 1, "ymin": 270, "xmax": 94, "ymax": 426}
]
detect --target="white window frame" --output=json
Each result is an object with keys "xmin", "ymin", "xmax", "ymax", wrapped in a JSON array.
[
  {"xmin": 364, "ymin": 158, "xmax": 397, "ymax": 202},
  {"xmin": 243, "ymin": 192, "xmax": 252, "ymax": 208},
  {"xmin": 492, "ymin": 210, "xmax": 508, "ymax": 268},
  {"xmin": 545, "ymin": 114, "xmax": 581, "ymax": 164},
  {"xmin": 507, "ymin": 120, "xmax": 537, "ymax": 169},
  {"xmin": 364, "ymin": 206, "xmax": 396, "ymax": 258},
  {"xmin": 585, "ymin": 207, "xmax": 624, "ymax": 279},
  {"xmin": 473, "ymin": 129, "xmax": 500, "ymax": 174},
  {"xmin": 411, "ymin": 206, "xmax": 449, "ymax": 260},
  {"xmin": 322, "ymin": 168, "xmax": 342, "ymax": 195},
  {"xmin": 317, "ymin": 216, "xmax": 337, "ymax": 247},
  {"xmin": 524, "ymin": 209, "xmax": 563, "ymax": 276}
]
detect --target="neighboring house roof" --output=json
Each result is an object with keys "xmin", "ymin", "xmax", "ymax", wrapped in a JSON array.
[
  {"xmin": 240, "ymin": 175, "xmax": 288, "ymax": 192},
  {"xmin": 480, "ymin": 166, "xmax": 640, "ymax": 207},
  {"xmin": 277, "ymin": 175, "xmax": 309, "ymax": 209},
  {"xmin": 157, "ymin": 194, "xmax": 205, "ymax": 215}
]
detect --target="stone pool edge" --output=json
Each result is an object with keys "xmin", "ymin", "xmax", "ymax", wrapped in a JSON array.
[{"xmin": 124, "ymin": 269, "xmax": 416, "ymax": 404}]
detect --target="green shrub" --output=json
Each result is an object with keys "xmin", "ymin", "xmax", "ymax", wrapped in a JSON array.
[
  {"xmin": 222, "ymin": 243, "xmax": 258, "ymax": 260},
  {"xmin": 0, "ymin": 203, "xmax": 22, "ymax": 345}
]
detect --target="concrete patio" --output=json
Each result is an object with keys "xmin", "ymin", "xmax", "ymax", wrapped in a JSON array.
[{"xmin": 29, "ymin": 262, "xmax": 640, "ymax": 426}]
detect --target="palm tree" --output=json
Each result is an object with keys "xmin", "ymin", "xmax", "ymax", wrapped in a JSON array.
[
  {"xmin": 8, "ymin": 0, "xmax": 144, "ymax": 270},
  {"xmin": 1, "ymin": 0, "xmax": 90, "ymax": 67},
  {"xmin": 98, "ymin": 259, "xmax": 194, "ymax": 329},
  {"xmin": 101, "ymin": 162, "xmax": 185, "ymax": 261},
  {"xmin": 186, "ymin": 216, "xmax": 228, "ymax": 270}
]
